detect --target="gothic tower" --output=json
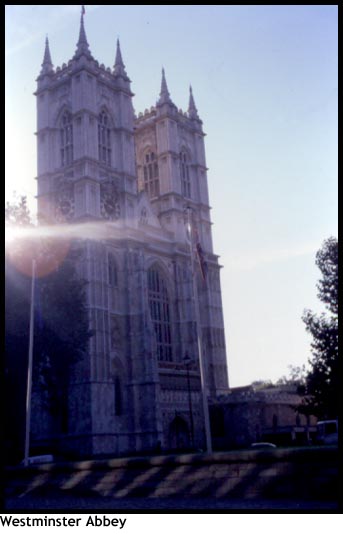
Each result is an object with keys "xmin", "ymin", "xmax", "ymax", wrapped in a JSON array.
[
  {"xmin": 34, "ymin": 9, "xmax": 229, "ymax": 457},
  {"xmin": 135, "ymin": 71, "xmax": 228, "ymax": 397}
]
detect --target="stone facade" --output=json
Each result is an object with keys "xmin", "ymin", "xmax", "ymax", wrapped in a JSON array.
[
  {"xmin": 210, "ymin": 385, "xmax": 317, "ymax": 449},
  {"xmin": 33, "ymin": 11, "xmax": 229, "ymax": 457}
]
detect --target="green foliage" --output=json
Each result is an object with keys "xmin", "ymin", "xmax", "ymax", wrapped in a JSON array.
[
  {"xmin": 32, "ymin": 257, "xmax": 92, "ymax": 413},
  {"xmin": 5, "ymin": 268, "xmax": 31, "ymax": 462},
  {"xmin": 5, "ymin": 197, "xmax": 92, "ymax": 460},
  {"xmin": 301, "ymin": 237, "xmax": 338, "ymax": 419},
  {"xmin": 6, "ymin": 253, "xmax": 91, "ymax": 404},
  {"xmin": 276, "ymin": 365, "xmax": 307, "ymax": 394},
  {"xmin": 251, "ymin": 380, "xmax": 273, "ymax": 390},
  {"xmin": 315, "ymin": 236, "xmax": 338, "ymax": 315},
  {"xmin": 5, "ymin": 194, "xmax": 32, "ymax": 226}
]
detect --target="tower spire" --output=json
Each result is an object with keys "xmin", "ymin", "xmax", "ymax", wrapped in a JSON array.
[
  {"xmin": 40, "ymin": 36, "xmax": 53, "ymax": 75},
  {"xmin": 113, "ymin": 38, "xmax": 128, "ymax": 78},
  {"xmin": 157, "ymin": 68, "xmax": 173, "ymax": 106},
  {"xmin": 74, "ymin": 5, "xmax": 91, "ymax": 59},
  {"xmin": 188, "ymin": 85, "xmax": 199, "ymax": 119}
]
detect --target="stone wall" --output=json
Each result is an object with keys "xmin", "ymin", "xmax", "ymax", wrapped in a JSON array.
[
  {"xmin": 210, "ymin": 386, "xmax": 318, "ymax": 449},
  {"xmin": 5, "ymin": 446, "xmax": 338, "ymax": 503}
]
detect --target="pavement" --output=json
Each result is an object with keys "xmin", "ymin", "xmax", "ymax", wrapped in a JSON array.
[{"xmin": 4, "ymin": 495, "xmax": 339, "ymax": 511}]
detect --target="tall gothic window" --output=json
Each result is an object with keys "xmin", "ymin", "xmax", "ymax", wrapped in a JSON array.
[
  {"xmin": 143, "ymin": 152, "xmax": 159, "ymax": 199},
  {"xmin": 98, "ymin": 111, "xmax": 111, "ymax": 165},
  {"xmin": 180, "ymin": 152, "xmax": 191, "ymax": 198},
  {"xmin": 148, "ymin": 267, "xmax": 172, "ymax": 361},
  {"xmin": 60, "ymin": 111, "xmax": 73, "ymax": 167},
  {"xmin": 108, "ymin": 253, "xmax": 118, "ymax": 287}
]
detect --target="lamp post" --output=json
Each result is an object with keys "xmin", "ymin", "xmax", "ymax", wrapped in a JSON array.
[
  {"xmin": 5, "ymin": 226, "xmax": 37, "ymax": 466},
  {"xmin": 185, "ymin": 206, "xmax": 212, "ymax": 454},
  {"xmin": 183, "ymin": 353, "xmax": 195, "ymax": 449},
  {"xmin": 24, "ymin": 258, "xmax": 36, "ymax": 467}
]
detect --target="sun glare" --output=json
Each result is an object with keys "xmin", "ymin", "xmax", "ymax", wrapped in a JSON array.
[
  {"xmin": 5, "ymin": 218, "xmax": 157, "ymax": 278},
  {"xmin": 5, "ymin": 224, "xmax": 27, "ymax": 244},
  {"xmin": 5, "ymin": 223, "xmax": 70, "ymax": 278}
]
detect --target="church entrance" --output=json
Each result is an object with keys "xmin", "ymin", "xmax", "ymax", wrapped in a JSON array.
[{"xmin": 168, "ymin": 415, "xmax": 190, "ymax": 451}]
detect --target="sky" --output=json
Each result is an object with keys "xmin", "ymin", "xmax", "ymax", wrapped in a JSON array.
[{"xmin": 5, "ymin": 5, "xmax": 338, "ymax": 387}]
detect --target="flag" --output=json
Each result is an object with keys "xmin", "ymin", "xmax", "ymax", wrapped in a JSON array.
[
  {"xmin": 186, "ymin": 207, "xmax": 207, "ymax": 284},
  {"xmin": 196, "ymin": 241, "xmax": 207, "ymax": 284}
]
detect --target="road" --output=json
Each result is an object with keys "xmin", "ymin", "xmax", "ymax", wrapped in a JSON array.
[{"xmin": 4, "ymin": 495, "xmax": 338, "ymax": 511}]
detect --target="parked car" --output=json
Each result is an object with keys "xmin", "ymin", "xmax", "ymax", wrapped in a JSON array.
[
  {"xmin": 20, "ymin": 454, "xmax": 54, "ymax": 466},
  {"xmin": 251, "ymin": 442, "xmax": 276, "ymax": 449}
]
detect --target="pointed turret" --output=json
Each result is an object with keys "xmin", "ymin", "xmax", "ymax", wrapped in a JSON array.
[
  {"xmin": 74, "ymin": 5, "xmax": 92, "ymax": 59},
  {"xmin": 39, "ymin": 36, "xmax": 54, "ymax": 76},
  {"xmin": 188, "ymin": 85, "xmax": 199, "ymax": 119},
  {"xmin": 157, "ymin": 68, "xmax": 173, "ymax": 106},
  {"xmin": 113, "ymin": 39, "xmax": 128, "ymax": 78}
]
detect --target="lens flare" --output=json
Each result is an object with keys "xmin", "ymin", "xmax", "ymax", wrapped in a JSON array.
[
  {"xmin": 5, "ymin": 224, "xmax": 28, "ymax": 244},
  {"xmin": 5, "ymin": 224, "xmax": 71, "ymax": 278},
  {"xmin": 5, "ymin": 217, "xmax": 168, "ymax": 277}
]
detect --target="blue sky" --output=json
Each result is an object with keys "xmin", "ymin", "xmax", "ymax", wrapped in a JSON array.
[{"xmin": 5, "ymin": 5, "xmax": 338, "ymax": 386}]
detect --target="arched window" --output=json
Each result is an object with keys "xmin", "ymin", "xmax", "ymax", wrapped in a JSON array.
[
  {"xmin": 143, "ymin": 152, "xmax": 159, "ymax": 199},
  {"xmin": 60, "ymin": 111, "xmax": 73, "ymax": 167},
  {"xmin": 180, "ymin": 151, "xmax": 191, "ymax": 198},
  {"xmin": 98, "ymin": 111, "xmax": 111, "ymax": 165},
  {"xmin": 108, "ymin": 253, "xmax": 118, "ymax": 287},
  {"xmin": 148, "ymin": 267, "xmax": 172, "ymax": 361}
]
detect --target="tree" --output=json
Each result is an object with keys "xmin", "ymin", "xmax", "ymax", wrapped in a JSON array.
[
  {"xmin": 276, "ymin": 365, "xmax": 307, "ymax": 394},
  {"xmin": 5, "ymin": 194, "xmax": 32, "ymax": 226},
  {"xmin": 301, "ymin": 237, "xmax": 338, "ymax": 419},
  {"xmin": 251, "ymin": 379, "xmax": 273, "ymax": 390},
  {"xmin": 31, "ymin": 257, "xmax": 91, "ymax": 416},
  {"xmin": 5, "ymin": 197, "xmax": 92, "ymax": 462}
]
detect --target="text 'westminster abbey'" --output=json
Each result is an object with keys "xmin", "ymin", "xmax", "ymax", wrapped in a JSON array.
[{"xmin": 34, "ymin": 8, "xmax": 229, "ymax": 456}]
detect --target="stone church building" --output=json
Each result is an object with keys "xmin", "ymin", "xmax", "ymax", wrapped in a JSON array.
[{"xmin": 34, "ymin": 10, "xmax": 229, "ymax": 457}]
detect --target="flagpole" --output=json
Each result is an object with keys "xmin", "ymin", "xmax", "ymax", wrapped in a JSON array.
[
  {"xmin": 186, "ymin": 207, "xmax": 212, "ymax": 454},
  {"xmin": 24, "ymin": 259, "xmax": 36, "ymax": 467}
]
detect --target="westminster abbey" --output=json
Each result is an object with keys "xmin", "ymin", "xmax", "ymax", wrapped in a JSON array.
[{"xmin": 33, "ymin": 8, "xmax": 229, "ymax": 456}]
